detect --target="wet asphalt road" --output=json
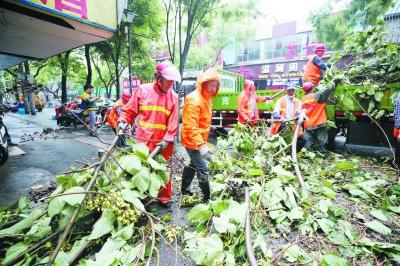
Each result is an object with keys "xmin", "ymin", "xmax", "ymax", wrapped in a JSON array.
[{"xmin": 0, "ymin": 108, "xmax": 113, "ymax": 206}]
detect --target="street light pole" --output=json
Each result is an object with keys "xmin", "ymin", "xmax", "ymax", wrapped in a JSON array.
[
  {"xmin": 123, "ymin": 9, "xmax": 136, "ymax": 95},
  {"xmin": 126, "ymin": 24, "xmax": 133, "ymax": 95}
]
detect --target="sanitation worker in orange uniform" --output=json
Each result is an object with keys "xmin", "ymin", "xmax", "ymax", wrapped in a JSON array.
[
  {"xmin": 118, "ymin": 61, "xmax": 181, "ymax": 208},
  {"xmin": 108, "ymin": 90, "xmax": 131, "ymax": 147},
  {"xmin": 181, "ymin": 68, "xmax": 220, "ymax": 202},
  {"xmin": 302, "ymin": 44, "xmax": 329, "ymax": 86},
  {"xmin": 237, "ymin": 79, "xmax": 269, "ymax": 124},
  {"xmin": 301, "ymin": 81, "xmax": 336, "ymax": 153}
]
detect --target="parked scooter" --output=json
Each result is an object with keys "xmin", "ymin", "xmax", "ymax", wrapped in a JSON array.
[
  {"xmin": 55, "ymin": 101, "xmax": 110, "ymax": 131},
  {"xmin": 0, "ymin": 104, "xmax": 11, "ymax": 166}
]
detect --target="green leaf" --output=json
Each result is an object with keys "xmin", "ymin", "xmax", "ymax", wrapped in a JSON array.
[
  {"xmin": 213, "ymin": 216, "xmax": 236, "ymax": 233},
  {"xmin": 3, "ymin": 242, "xmax": 28, "ymax": 264},
  {"xmin": 370, "ymin": 209, "xmax": 390, "ymax": 222},
  {"xmin": 17, "ymin": 197, "xmax": 29, "ymax": 213},
  {"xmin": 184, "ymin": 233, "xmax": 225, "ymax": 265},
  {"xmin": 248, "ymin": 168, "xmax": 264, "ymax": 176},
  {"xmin": 253, "ymin": 234, "xmax": 269, "ymax": 258},
  {"xmin": 48, "ymin": 197, "xmax": 66, "ymax": 218},
  {"xmin": 322, "ymin": 187, "xmax": 337, "ymax": 199},
  {"xmin": 342, "ymin": 97, "xmax": 355, "ymax": 110},
  {"xmin": 121, "ymin": 189, "xmax": 145, "ymax": 212},
  {"xmin": 117, "ymin": 155, "xmax": 142, "ymax": 175},
  {"xmin": 94, "ymin": 237, "xmax": 126, "ymax": 265},
  {"xmin": 88, "ymin": 209, "xmax": 116, "ymax": 240},
  {"xmin": 288, "ymin": 207, "xmax": 304, "ymax": 221},
  {"xmin": 317, "ymin": 218, "xmax": 335, "ymax": 234},
  {"xmin": 348, "ymin": 189, "xmax": 369, "ymax": 199},
  {"xmin": 26, "ymin": 217, "xmax": 52, "ymax": 240},
  {"xmin": 374, "ymin": 91, "xmax": 384, "ymax": 102},
  {"xmin": 147, "ymin": 157, "xmax": 167, "ymax": 171},
  {"xmin": 328, "ymin": 231, "xmax": 349, "ymax": 246},
  {"xmin": 188, "ymin": 204, "xmax": 212, "ymax": 224},
  {"xmin": 148, "ymin": 172, "xmax": 165, "ymax": 198},
  {"xmin": 282, "ymin": 244, "xmax": 307, "ymax": 263},
  {"xmin": 322, "ymin": 254, "xmax": 349, "ymax": 266},
  {"xmin": 334, "ymin": 160, "xmax": 356, "ymax": 171},
  {"xmin": 60, "ymin": 187, "xmax": 85, "ymax": 206},
  {"xmin": 365, "ymin": 220, "xmax": 392, "ymax": 235},
  {"xmin": 131, "ymin": 143, "xmax": 149, "ymax": 159},
  {"xmin": 271, "ymin": 165, "xmax": 295, "ymax": 183},
  {"xmin": 0, "ymin": 209, "xmax": 42, "ymax": 236},
  {"xmin": 131, "ymin": 168, "xmax": 151, "ymax": 194}
]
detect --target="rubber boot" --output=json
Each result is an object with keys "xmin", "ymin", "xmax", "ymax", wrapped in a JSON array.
[
  {"xmin": 181, "ymin": 166, "xmax": 195, "ymax": 195},
  {"xmin": 199, "ymin": 181, "xmax": 211, "ymax": 202}
]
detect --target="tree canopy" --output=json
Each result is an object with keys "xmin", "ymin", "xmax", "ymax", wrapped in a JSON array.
[{"xmin": 309, "ymin": 0, "xmax": 394, "ymax": 49}]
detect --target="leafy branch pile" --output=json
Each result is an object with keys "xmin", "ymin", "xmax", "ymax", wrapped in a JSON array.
[
  {"xmin": 0, "ymin": 141, "xmax": 176, "ymax": 265},
  {"xmin": 322, "ymin": 23, "xmax": 400, "ymax": 119},
  {"xmin": 182, "ymin": 124, "xmax": 400, "ymax": 265}
]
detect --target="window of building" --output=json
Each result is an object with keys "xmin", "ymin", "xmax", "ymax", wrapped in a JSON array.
[
  {"xmin": 237, "ymin": 42, "xmax": 260, "ymax": 62},
  {"xmin": 264, "ymin": 34, "xmax": 304, "ymax": 60}
]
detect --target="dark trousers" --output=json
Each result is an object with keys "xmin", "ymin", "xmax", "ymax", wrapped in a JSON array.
[
  {"xmin": 181, "ymin": 148, "xmax": 211, "ymax": 200},
  {"xmin": 395, "ymin": 139, "xmax": 400, "ymax": 168}
]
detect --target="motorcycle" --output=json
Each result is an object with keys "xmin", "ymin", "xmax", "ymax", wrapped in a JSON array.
[
  {"xmin": 0, "ymin": 104, "xmax": 11, "ymax": 166},
  {"xmin": 55, "ymin": 101, "xmax": 111, "ymax": 131}
]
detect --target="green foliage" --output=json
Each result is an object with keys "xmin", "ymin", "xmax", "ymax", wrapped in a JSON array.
[
  {"xmin": 183, "ymin": 125, "xmax": 400, "ymax": 265},
  {"xmin": 309, "ymin": 0, "xmax": 394, "ymax": 49},
  {"xmin": 0, "ymin": 139, "xmax": 170, "ymax": 265},
  {"xmin": 320, "ymin": 24, "xmax": 400, "ymax": 118}
]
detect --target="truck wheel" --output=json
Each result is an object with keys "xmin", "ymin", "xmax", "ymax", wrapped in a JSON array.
[
  {"xmin": 326, "ymin": 127, "xmax": 339, "ymax": 150},
  {"xmin": 0, "ymin": 145, "xmax": 8, "ymax": 166}
]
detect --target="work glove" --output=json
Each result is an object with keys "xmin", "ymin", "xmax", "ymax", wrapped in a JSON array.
[
  {"xmin": 117, "ymin": 121, "xmax": 128, "ymax": 135},
  {"xmin": 199, "ymin": 145, "xmax": 213, "ymax": 161},
  {"xmin": 157, "ymin": 141, "xmax": 169, "ymax": 150},
  {"xmin": 272, "ymin": 113, "xmax": 281, "ymax": 120}
]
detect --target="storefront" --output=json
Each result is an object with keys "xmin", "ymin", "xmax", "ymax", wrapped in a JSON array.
[{"xmin": 225, "ymin": 59, "xmax": 309, "ymax": 90}]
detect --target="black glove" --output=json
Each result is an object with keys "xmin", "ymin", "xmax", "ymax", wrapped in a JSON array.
[{"xmin": 157, "ymin": 141, "xmax": 169, "ymax": 150}]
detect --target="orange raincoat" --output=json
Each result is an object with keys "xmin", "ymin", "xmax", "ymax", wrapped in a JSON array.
[
  {"xmin": 237, "ymin": 80, "xmax": 266, "ymax": 124},
  {"xmin": 120, "ymin": 82, "xmax": 178, "ymax": 203},
  {"xmin": 181, "ymin": 68, "xmax": 220, "ymax": 150}
]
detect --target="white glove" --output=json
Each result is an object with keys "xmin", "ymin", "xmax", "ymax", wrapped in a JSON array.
[
  {"xmin": 157, "ymin": 141, "xmax": 169, "ymax": 149},
  {"xmin": 199, "ymin": 145, "xmax": 210, "ymax": 156},
  {"xmin": 117, "ymin": 121, "xmax": 128, "ymax": 135},
  {"xmin": 199, "ymin": 145, "xmax": 213, "ymax": 161}
]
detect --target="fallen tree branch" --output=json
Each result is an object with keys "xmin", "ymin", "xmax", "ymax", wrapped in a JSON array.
[{"xmin": 48, "ymin": 135, "xmax": 121, "ymax": 265}]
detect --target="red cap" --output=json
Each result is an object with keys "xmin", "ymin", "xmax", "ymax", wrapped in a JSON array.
[
  {"xmin": 303, "ymin": 82, "xmax": 315, "ymax": 91},
  {"xmin": 156, "ymin": 61, "xmax": 181, "ymax": 83},
  {"xmin": 314, "ymin": 44, "xmax": 326, "ymax": 52}
]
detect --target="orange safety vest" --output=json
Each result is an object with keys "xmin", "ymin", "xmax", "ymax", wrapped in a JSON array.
[
  {"xmin": 301, "ymin": 93, "xmax": 327, "ymax": 129},
  {"xmin": 271, "ymin": 97, "xmax": 303, "ymax": 136},
  {"xmin": 394, "ymin": 128, "xmax": 399, "ymax": 138},
  {"xmin": 302, "ymin": 56, "xmax": 321, "ymax": 85}
]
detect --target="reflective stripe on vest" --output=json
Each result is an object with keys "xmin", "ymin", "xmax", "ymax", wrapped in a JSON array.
[
  {"xmin": 302, "ymin": 93, "xmax": 327, "ymax": 129},
  {"xmin": 303, "ymin": 57, "xmax": 320, "ymax": 85},
  {"xmin": 139, "ymin": 105, "xmax": 171, "ymax": 116},
  {"xmin": 138, "ymin": 120, "xmax": 167, "ymax": 130}
]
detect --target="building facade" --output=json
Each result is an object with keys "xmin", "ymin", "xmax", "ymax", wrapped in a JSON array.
[{"xmin": 223, "ymin": 20, "xmax": 331, "ymax": 90}]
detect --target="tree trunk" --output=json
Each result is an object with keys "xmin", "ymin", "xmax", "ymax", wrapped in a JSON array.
[
  {"xmin": 85, "ymin": 45, "xmax": 92, "ymax": 86},
  {"xmin": 114, "ymin": 61, "xmax": 120, "ymax": 100},
  {"xmin": 59, "ymin": 51, "xmax": 71, "ymax": 104}
]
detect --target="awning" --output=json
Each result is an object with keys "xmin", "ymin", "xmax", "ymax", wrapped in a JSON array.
[{"xmin": 0, "ymin": 0, "xmax": 126, "ymax": 69}]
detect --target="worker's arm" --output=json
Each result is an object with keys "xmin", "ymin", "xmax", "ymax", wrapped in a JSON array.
[
  {"xmin": 394, "ymin": 99, "xmax": 400, "ymax": 129},
  {"xmin": 119, "ymin": 87, "xmax": 140, "ymax": 125},
  {"xmin": 313, "ymin": 56, "xmax": 328, "ymax": 71},
  {"xmin": 163, "ymin": 95, "xmax": 179, "ymax": 142},
  {"xmin": 272, "ymin": 99, "xmax": 282, "ymax": 119},
  {"xmin": 314, "ymin": 83, "xmax": 335, "ymax": 103}
]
